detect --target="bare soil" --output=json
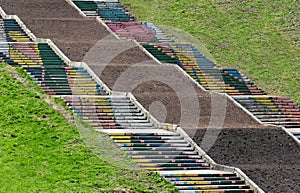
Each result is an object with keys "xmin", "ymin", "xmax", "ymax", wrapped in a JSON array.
[
  {"xmin": 0, "ymin": 0, "xmax": 109, "ymax": 61},
  {"xmin": 192, "ymin": 127, "xmax": 300, "ymax": 193},
  {"xmin": 0, "ymin": 0, "xmax": 299, "ymax": 192}
]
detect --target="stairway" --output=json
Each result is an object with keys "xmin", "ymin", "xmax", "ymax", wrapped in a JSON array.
[
  {"xmin": 0, "ymin": 5, "xmax": 262, "ymax": 193},
  {"xmin": 64, "ymin": 97, "xmax": 255, "ymax": 192},
  {"xmin": 107, "ymin": 22, "xmax": 171, "ymax": 43},
  {"xmin": 0, "ymin": 17, "xmax": 32, "ymax": 42},
  {"xmin": 0, "ymin": 37, "xmax": 108, "ymax": 95},
  {"xmin": 73, "ymin": 0, "xmax": 98, "ymax": 16},
  {"xmin": 71, "ymin": 0, "xmax": 299, "ymax": 143},
  {"xmin": 63, "ymin": 96, "xmax": 152, "ymax": 130},
  {"xmin": 109, "ymin": 131, "xmax": 254, "ymax": 193},
  {"xmin": 60, "ymin": 95, "xmax": 256, "ymax": 192},
  {"xmin": 142, "ymin": 43, "xmax": 265, "ymax": 96},
  {"xmin": 161, "ymin": 171, "xmax": 254, "ymax": 193},
  {"xmin": 233, "ymin": 96, "xmax": 300, "ymax": 140},
  {"xmin": 73, "ymin": 0, "xmax": 134, "ymax": 21}
]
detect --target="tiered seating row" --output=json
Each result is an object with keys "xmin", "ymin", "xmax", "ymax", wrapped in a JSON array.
[
  {"xmin": 142, "ymin": 43, "xmax": 265, "ymax": 96},
  {"xmin": 73, "ymin": 0, "xmax": 134, "ymax": 22},
  {"xmin": 111, "ymin": 131, "xmax": 254, "ymax": 193},
  {"xmin": 63, "ymin": 96, "xmax": 153, "ymax": 130},
  {"xmin": 234, "ymin": 96, "xmax": 300, "ymax": 140},
  {"xmin": 142, "ymin": 44, "xmax": 179, "ymax": 64},
  {"xmin": 63, "ymin": 96, "xmax": 254, "ymax": 193},
  {"xmin": 73, "ymin": 0, "xmax": 98, "ymax": 16},
  {"xmin": 0, "ymin": 42, "xmax": 107, "ymax": 96},
  {"xmin": 0, "ymin": 17, "xmax": 32, "ymax": 42},
  {"xmin": 144, "ymin": 22, "xmax": 172, "ymax": 43},
  {"xmin": 73, "ymin": 1, "xmax": 172, "ymax": 42},
  {"xmin": 107, "ymin": 22, "xmax": 172, "ymax": 43}
]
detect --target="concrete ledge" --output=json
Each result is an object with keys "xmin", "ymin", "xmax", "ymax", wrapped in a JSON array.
[
  {"xmin": 227, "ymin": 95, "xmax": 264, "ymax": 124},
  {"xmin": 65, "ymin": 0, "xmax": 87, "ymax": 18},
  {"xmin": 0, "ymin": 6, "xmax": 6, "ymax": 17},
  {"xmin": 278, "ymin": 125, "xmax": 300, "ymax": 146},
  {"xmin": 44, "ymin": 39, "xmax": 72, "ymax": 64},
  {"xmin": 127, "ymin": 92, "xmax": 162, "ymax": 129},
  {"xmin": 0, "ymin": 7, "xmax": 37, "ymax": 41}
]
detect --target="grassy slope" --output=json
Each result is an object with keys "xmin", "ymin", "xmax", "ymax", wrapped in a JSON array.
[
  {"xmin": 121, "ymin": 0, "xmax": 300, "ymax": 103},
  {"xmin": 0, "ymin": 64, "xmax": 178, "ymax": 193}
]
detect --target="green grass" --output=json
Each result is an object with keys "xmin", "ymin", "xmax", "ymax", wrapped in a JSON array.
[
  {"xmin": 121, "ymin": 0, "xmax": 300, "ymax": 103},
  {"xmin": 0, "ymin": 63, "xmax": 178, "ymax": 192}
]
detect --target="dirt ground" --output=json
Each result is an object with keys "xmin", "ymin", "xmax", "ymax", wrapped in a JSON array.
[
  {"xmin": 0, "ymin": 0, "xmax": 299, "ymax": 192},
  {"xmin": 0, "ymin": 0, "xmax": 109, "ymax": 61},
  {"xmin": 192, "ymin": 127, "xmax": 300, "ymax": 193}
]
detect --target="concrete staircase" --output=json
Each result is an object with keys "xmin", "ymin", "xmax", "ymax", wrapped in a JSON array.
[
  {"xmin": 234, "ymin": 96, "xmax": 300, "ymax": 140},
  {"xmin": 0, "ymin": 17, "xmax": 32, "ymax": 42},
  {"xmin": 107, "ymin": 21, "xmax": 171, "ymax": 43},
  {"xmin": 73, "ymin": 0, "xmax": 134, "ymax": 21},
  {"xmin": 0, "ymin": 41, "xmax": 108, "ymax": 96},
  {"xmin": 61, "ymin": 95, "xmax": 256, "ymax": 193},
  {"xmin": 0, "ymin": 4, "xmax": 264, "ymax": 193},
  {"xmin": 61, "ymin": 95, "xmax": 258, "ymax": 192},
  {"xmin": 69, "ymin": 0, "xmax": 300, "ymax": 143}
]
